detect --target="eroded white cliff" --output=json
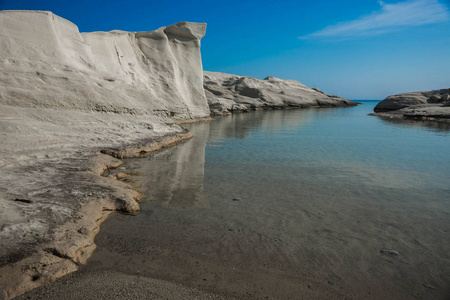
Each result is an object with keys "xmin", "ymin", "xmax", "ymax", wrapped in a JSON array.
[{"xmin": 0, "ymin": 10, "xmax": 208, "ymax": 119}]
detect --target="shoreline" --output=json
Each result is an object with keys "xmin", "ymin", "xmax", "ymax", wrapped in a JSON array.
[{"xmin": 0, "ymin": 132, "xmax": 194, "ymax": 300}]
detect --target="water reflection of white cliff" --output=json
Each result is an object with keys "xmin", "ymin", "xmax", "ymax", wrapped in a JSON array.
[
  {"xmin": 207, "ymin": 108, "xmax": 321, "ymax": 141},
  {"xmin": 125, "ymin": 109, "xmax": 320, "ymax": 208},
  {"xmin": 125, "ymin": 122, "xmax": 210, "ymax": 208}
]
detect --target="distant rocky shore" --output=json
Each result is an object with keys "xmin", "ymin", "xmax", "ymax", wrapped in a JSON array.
[
  {"xmin": 372, "ymin": 89, "xmax": 450, "ymax": 121},
  {"xmin": 204, "ymin": 71, "xmax": 357, "ymax": 115}
]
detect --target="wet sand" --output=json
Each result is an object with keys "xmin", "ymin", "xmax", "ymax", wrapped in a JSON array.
[{"xmin": 18, "ymin": 105, "xmax": 450, "ymax": 299}]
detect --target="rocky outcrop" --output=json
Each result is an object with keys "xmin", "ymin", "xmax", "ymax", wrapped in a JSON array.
[
  {"xmin": 203, "ymin": 71, "xmax": 357, "ymax": 115},
  {"xmin": 373, "ymin": 89, "xmax": 450, "ymax": 121}
]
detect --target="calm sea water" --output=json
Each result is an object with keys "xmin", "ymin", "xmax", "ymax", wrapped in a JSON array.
[
  {"xmin": 112, "ymin": 101, "xmax": 450, "ymax": 299},
  {"xmin": 31, "ymin": 101, "xmax": 449, "ymax": 299}
]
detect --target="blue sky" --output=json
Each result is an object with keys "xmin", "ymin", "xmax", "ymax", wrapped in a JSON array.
[{"xmin": 1, "ymin": 0, "xmax": 449, "ymax": 99}]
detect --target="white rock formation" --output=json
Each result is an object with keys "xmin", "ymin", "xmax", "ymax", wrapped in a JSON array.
[
  {"xmin": 0, "ymin": 10, "xmax": 208, "ymax": 299},
  {"xmin": 0, "ymin": 11, "xmax": 209, "ymax": 165},
  {"xmin": 0, "ymin": 10, "xmax": 208, "ymax": 119},
  {"xmin": 203, "ymin": 71, "xmax": 357, "ymax": 115}
]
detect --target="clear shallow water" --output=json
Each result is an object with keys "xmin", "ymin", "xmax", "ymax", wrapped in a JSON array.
[{"xmin": 57, "ymin": 102, "xmax": 450, "ymax": 299}]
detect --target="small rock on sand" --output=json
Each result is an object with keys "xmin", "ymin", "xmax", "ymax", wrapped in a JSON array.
[{"xmin": 116, "ymin": 172, "xmax": 128, "ymax": 179}]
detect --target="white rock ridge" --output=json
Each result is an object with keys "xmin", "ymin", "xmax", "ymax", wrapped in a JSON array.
[{"xmin": 203, "ymin": 71, "xmax": 357, "ymax": 115}]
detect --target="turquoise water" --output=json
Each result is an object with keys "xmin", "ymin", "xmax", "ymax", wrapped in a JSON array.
[{"xmin": 90, "ymin": 102, "xmax": 450, "ymax": 299}]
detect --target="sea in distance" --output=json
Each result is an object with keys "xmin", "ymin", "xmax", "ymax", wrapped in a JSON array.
[{"xmin": 20, "ymin": 101, "xmax": 450, "ymax": 299}]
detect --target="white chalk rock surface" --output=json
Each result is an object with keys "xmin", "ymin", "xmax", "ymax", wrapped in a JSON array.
[
  {"xmin": 203, "ymin": 71, "xmax": 357, "ymax": 115},
  {"xmin": 0, "ymin": 10, "xmax": 208, "ymax": 119}
]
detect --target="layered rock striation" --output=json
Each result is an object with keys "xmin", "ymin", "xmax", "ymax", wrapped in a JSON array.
[
  {"xmin": 203, "ymin": 71, "xmax": 357, "ymax": 115},
  {"xmin": 373, "ymin": 89, "xmax": 450, "ymax": 121}
]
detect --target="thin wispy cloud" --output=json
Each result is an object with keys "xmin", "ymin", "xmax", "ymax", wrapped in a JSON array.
[{"xmin": 302, "ymin": 0, "xmax": 449, "ymax": 39}]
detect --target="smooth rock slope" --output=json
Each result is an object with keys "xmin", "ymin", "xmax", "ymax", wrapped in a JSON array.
[
  {"xmin": 204, "ymin": 71, "xmax": 357, "ymax": 115},
  {"xmin": 373, "ymin": 89, "xmax": 450, "ymax": 121}
]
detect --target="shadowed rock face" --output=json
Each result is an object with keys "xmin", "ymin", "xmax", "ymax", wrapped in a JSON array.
[
  {"xmin": 203, "ymin": 71, "xmax": 357, "ymax": 115},
  {"xmin": 373, "ymin": 89, "xmax": 450, "ymax": 120}
]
